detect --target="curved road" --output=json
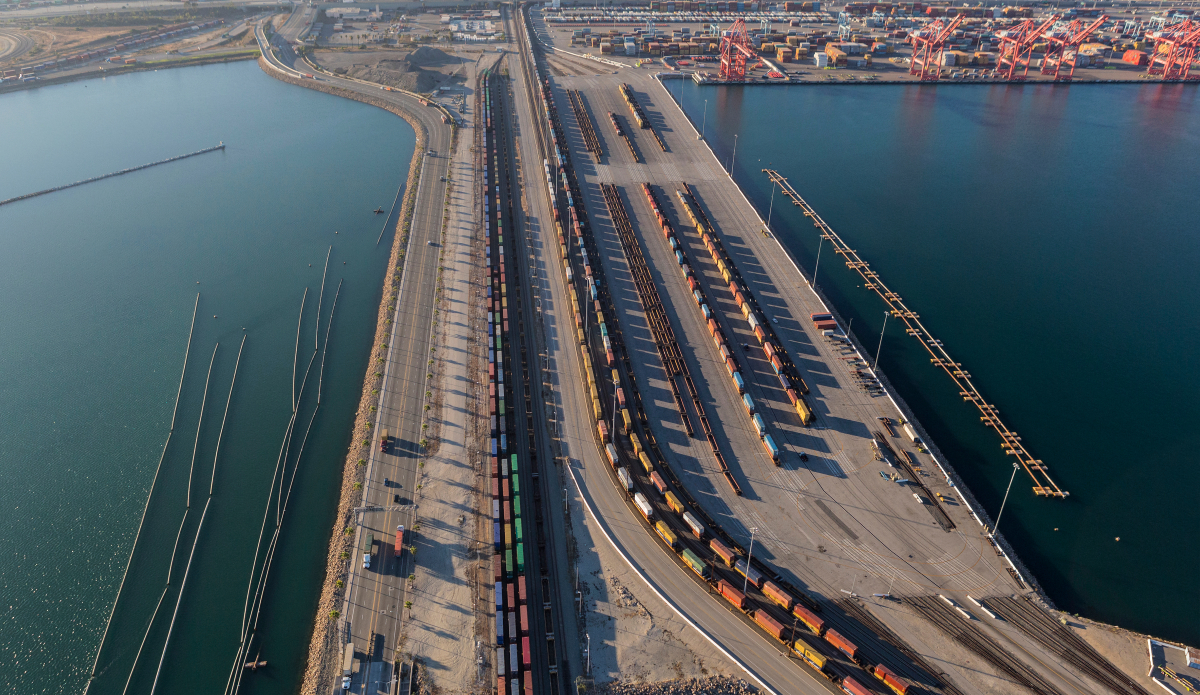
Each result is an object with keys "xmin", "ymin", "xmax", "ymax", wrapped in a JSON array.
[{"xmin": 259, "ymin": 18, "xmax": 455, "ymax": 694}]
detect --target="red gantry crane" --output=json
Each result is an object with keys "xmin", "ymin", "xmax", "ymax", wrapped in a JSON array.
[
  {"xmin": 719, "ymin": 18, "xmax": 756, "ymax": 81},
  {"xmin": 995, "ymin": 15, "xmax": 1059, "ymax": 81},
  {"xmin": 1147, "ymin": 19, "xmax": 1200, "ymax": 80},
  {"xmin": 908, "ymin": 14, "xmax": 965, "ymax": 81},
  {"xmin": 1041, "ymin": 15, "xmax": 1109, "ymax": 81}
]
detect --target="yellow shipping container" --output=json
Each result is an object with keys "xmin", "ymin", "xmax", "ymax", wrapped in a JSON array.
[
  {"xmin": 655, "ymin": 521, "xmax": 679, "ymax": 549},
  {"xmin": 638, "ymin": 451, "xmax": 654, "ymax": 473},
  {"xmin": 665, "ymin": 491, "xmax": 685, "ymax": 515},
  {"xmin": 629, "ymin": 432, "xmax": 643, "ymax": 456},
  {"xmin": 795, "ymin": 398, "xmax": 815, "ymax": 425},
  {"xmin": 593, "ymin": 398, "xmax": 603, "ymax": 419}
]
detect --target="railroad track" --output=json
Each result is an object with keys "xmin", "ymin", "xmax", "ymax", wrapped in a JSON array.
[
  {"xmin": 904, "ymin": 596, "xmax": 1065, "ymax": 695},
  {"xmin": 985, "ymin": 596, "xmax": 1151, "ymax": 695},
  {"xmin": 835, "ymin": 599, "xmax": 968, "ymax": 695},
  {"xmin": 565, "ymin": 90, "xmax": 603, "ymax": 159},
  {"xmin": 607, "ymin": 112, "xmax": 639, "ymax": 162}
]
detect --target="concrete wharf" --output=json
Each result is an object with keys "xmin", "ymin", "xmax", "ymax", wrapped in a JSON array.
[{"xmin": 763, "ymin": 169, "xmax": 1068, "ymax": 499}]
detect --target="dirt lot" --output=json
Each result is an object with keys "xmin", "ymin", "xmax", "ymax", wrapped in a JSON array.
[
  {"xmin": 314, "ymin": 46, "xmax": 470, "ymax": 93},
  {"xmin": 0, "ymin": 26, "xmax": 145, "ymax": 66}
]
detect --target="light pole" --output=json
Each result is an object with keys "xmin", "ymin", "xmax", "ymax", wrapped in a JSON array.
[
  {"xmin": 729, "ymin": 134, "xmax": 738, "ymax": 174},
  {"xmin": 873, "ymin": 311, "xmax": 889, "ymax": 370},
  {"xmin": 766, "ymin": 179, "xmax": 776, "ymax": 229},
  {"xmin": 586, "ymin": 633, "xmax": 591, "ymax": 675},
  {"xmin": 742, "ymin": 526, "xmax": 758, "ymax": 595},
  {"xmin": 810, "ymin": 235, "xmax": 824, "ymax": 288},
  {"xmin": 701, "ymin": 98, "xmax": 708, "ymax": 141},
  {"xmin": 990, "ymin": 462, "xmax": 1020, "ymax": 538}
]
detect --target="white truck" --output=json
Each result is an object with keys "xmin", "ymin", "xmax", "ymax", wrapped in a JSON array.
[
  {"xmin": 341, "ymin": 642, "xmax": 354, "ymax": 690},
  {"xmin": 363, "ymin": 532, "xmax": 374, "ymax": 569}
]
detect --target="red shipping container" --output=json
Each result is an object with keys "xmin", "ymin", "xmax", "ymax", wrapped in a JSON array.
[
  {"xmin": 786, "ymin": 388, "xmax": 799, "ymax": 406},
  {"xmin": 708, "ymin": 318, "xmax": 720, "ymax": 336},
  {"xmin": 841, "ymin": 676, "xmax": 872, "ymax": 695},
  {"xmin": 1123, "ymin": 49, "xmax": 1148, "ymax": 65},
  {"xmin": 492, "ymin": 478, "xmax": 500, "ymax": 499},
  {"xmin": 717, "ymin": 579, "xmax": 746, "ymax": 610},
  {"xmin": 771, "ymin": 355, "xmax": 784, "ymax": 373},
  {"xmin": 650, "ymin": 471, "xmax": 668, "ymax": 494},
  {"xmin": 498, "ymin": 677, "xmax": 506, "ymax": 694},
  {"xmin": 824, "ymin": 628, "xmax": 857, "ymax": 660},
  {"xmin": 873, "ymin": 664, "xmax": 909, "ymax": 694},
  {"xmin": 518, "ymin": 576, "xmax": 527, "ymax": 604},
  {"xmin": 606, "ymin": 349, "xmax": 615, "ymax": 367},
  {"xmin": 710, "ymin": 538, "xmax": 737, "ymax": 566},
  {"xmin": 521, "ymin": 636, "xmax": 532, "ymax": 666},
  {"xmin": 753, "ymin": 326, "xmax": 767, "ymax": 343},
  {"xmin": 729, "ymin": 281, "xmax": 739, "ymax": 295},
  {"xmin": 753, "ymin": 610, "xmax": 786, "ymax": 640},
  {"xmin": 519, "ymin": 605, "xmax": 529, "ymax": 634},
  {"xmin": 763, "ymin": 342, "xmax": 776, "ymax": 358},
  {"xmin": 493, "ymin": 555, "xmax": 503, "ymax": 580},
  {"xmin": 504, "ymin": 501, "xmax": 511, "ymax": 522},
  {"xmin": 726, "ymin": 357, "xmax": 738, "ymax": 376},
  {"xmin": 687, "ymin": 276, "xmax": 698, "ymax": 291},
  {"xmin": 507, "ymin": 583, "xmax": 516, "ymax": 609},
  {"xmin": 502, "ymin": 479, "xmax": 510, "ymax": 500},
  {"xmin": 793, "ymin": 604, "xmax": 825, "ymax": 635},
  {"xmin": 492, "ymin": 458, "xmax": 500, "ymax": 478},
  {"xmin": 763, "ymin": 581, "xmax": 794, "ymax": 611}
]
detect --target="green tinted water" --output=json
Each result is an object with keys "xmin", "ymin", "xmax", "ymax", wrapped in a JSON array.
[
  {"xmin": 677, "ymin": 80, "xmax": 1200, "ymax": 647},
  {"xmin": 0, "ymin": 61, "xmax": 413, "ymax": 693}
]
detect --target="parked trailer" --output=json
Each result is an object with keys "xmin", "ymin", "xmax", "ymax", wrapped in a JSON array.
[
  {"xmin": 680, "ymin": 548, "xmax": 709, "ymax": 578},
  {"xmin": 710, "ymin": 538, "xmax": 738, "ymax": 567},
  {"xmin": 716, "ymin": 579, "xmax": 746, "ymax": 610},
  {"xmin": 655, "ymin": 520, "xmax": 679, "ymax": 549},
  {"xmin": 633, "ymin": 493, "xmax": 654, "ymax": 520},
  {"xmin": 793, "ymin": 603, "xmax": 826, "ymax": 636}
]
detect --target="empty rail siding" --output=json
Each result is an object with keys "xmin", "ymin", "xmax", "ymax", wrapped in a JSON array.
[
  {"xmin": 566, "ymin": 89, "xmax": 603, "ymax": 160},
  {"xmin": 763, "ymin": 169, "xmax": 1068, "ymax": 500},
  {"xmin": 985, "ymin": 597, "xmax": 1152, "ymax": 695},
  {"xmin": 904, "ymin": 596, "xmax": 1065, "ymax": 695},
  {"xmin": 600, "ymin": 182, "xmax": 743, "ymax": 495},
  {"xmin": 617, "ymin": 82, "xmax": 667, "ymax": 152},
  {"xmin": 835, "ymin": 599, "xmax": 966, "ymax": 695},
  {"xmin": 607, "ymin": 112, "xmax": 640, "ymax": 162},
  {"xmin": 872, "ymin": 431, "xmax": 955, "ymax": 532}
]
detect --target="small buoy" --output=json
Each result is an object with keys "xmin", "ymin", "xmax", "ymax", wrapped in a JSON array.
[
  {"xmin": 1115, "ymin": 537, "xmax": 1120, "ymax": 541},
  {"xmin": 196, "ymin": 281, "xmax": 200, "ymax": 284},
  {"xmin": 335, "ymin": 231, "xmax": 338, "ymax": 234},
  {"xmin": 309, "ymin": 264, "xmax": 312, "ymax": 267},
  {"xmin": 1054, "ymin": 528, "xmax": 1059, "ymax": 531},
  {"xmin": 213, "ymin": 315, "xmax": 218, "ymax": 318},
  {"xmin": 343, "ymin": 261, "xmax": 346, "ymax": 264}
]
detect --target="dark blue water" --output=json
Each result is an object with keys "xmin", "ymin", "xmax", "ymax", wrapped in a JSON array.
[
  {"xmin": 677, "ymin": 80, "xmax": 1200, "ymax": 647},
  {"xmin": 0, "ymin": 61, "xmax": 413, "ymax": 693}
]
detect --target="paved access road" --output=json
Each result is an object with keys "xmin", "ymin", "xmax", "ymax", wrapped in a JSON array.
[{"xmin": 260, "ymin": 17, "xmax": 454, "ymax": 694}]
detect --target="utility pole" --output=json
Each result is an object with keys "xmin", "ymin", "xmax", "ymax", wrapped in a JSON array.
[{"xmin": 742, "ymin": 526, "xmax": 758, "ymax": 595}]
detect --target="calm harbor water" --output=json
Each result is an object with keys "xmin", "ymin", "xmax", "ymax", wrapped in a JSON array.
[
  {"xmin": 676, "ymin": 80, "xmax": 1200, "ymax": 647},
  {"xmin": 0, "ymin": 61, "xmax": 413, "ymax": 694}
]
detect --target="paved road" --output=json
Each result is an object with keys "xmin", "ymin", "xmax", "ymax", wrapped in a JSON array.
[
  {"xmin": 260, "ymin": 17, "xmax": 454, "ymax": 694},
  {"xmin": 0, "ymin": 29, "xmax": 35, "ymax": 62}
]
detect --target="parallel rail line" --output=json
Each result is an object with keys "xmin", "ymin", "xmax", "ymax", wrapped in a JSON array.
[
  {"xmin": 566, "ymin": 89, "xmax": 603, "ymax": 159},
  {"xmin": 764, "ymin": 169, "xmax": 1068, "ymax": 499},
  {"xmin": 985, "ymin": 596, "xmax": 1152, "ymax": 695}
]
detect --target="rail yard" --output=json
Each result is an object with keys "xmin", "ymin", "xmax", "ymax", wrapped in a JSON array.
[{"xmin": 493, "ymin": 2, "xmax": 1167, "ymax": 695}]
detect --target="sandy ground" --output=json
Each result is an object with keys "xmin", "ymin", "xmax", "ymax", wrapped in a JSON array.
[
  {"xmin": 398, "ymin": 81, "xmax": 491, "ymax": 694},
  {"xmin": 314, "ymin": 46, "xmax": 474, "ymax": 93},
  {"xmin": 563, "ymin": 465, "xmax": 746, "ymax": 686}
]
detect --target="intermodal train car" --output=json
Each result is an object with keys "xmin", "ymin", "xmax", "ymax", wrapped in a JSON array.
[
  {"xmin": 710, "ymin": 538, "xmax": 738, "ymax": 567},
  {"xmin": 793, "ymin": 603, "xmax": 826, "ymax": 636},
  {"xmin": 655, "ymin": 520, "xmax": 679, "ymax": 549},
  {"xmin": 680, "ymin": 548, "xmax": 709, "ymax": 578},
  {"xmin": 682, "ymin": 511, "xmax": 707, "ymax": 539},
  {"xmin": 762, "ymin": 581, "xmax": 794, "ymax": 611},
  {"xmin": 841, "ymin": 676, "xmax": 872, "ymax": 695},
  {"xmin": 792, "ymin": 640, "xmax": 832, "ymax": 678},
  {"xmin": 763, "ymin": 434, "xmax": 781, "ymax": 463},
  {"xmin": 638, "ymin": 451, "xmax": 654, "ymax": 473},
  {"xmin": 605, "ymin": 443, "xmax": 619, "ymax": 467},
  {"xmin": 629, "ymin": 432, "xmax": 643, "ymax": 456},
  {"xmin": 824, "ymin": 628, "xmax": 858, "ymax": 661},
  {"xmin": 633, "ymin": 493, "xmax": 654, "ymax": 520},
  {"xmin": 617, "ymin": 466, "xmax": 633, "ymax": 491},
  {"xmin": 664, "ymin": 491, "xmax": 685, "ymax": 515},
  {"xmin": 871, "ymin": 664, "xmax": 909, "ymax": 694},
  {"xmin": 716, "ymin": 579, "xmax": 746, "ymax": 610},
  {"xmin": 734, "ymin": 558, "xmax": 764, "ymax": 588},
  {"xmin": 650, "ymin": 471, "xmax": 668, "ymax": 494},
  {"xmin": 753, "ymin": 610, "xmax": 787, "ymax": 642}
]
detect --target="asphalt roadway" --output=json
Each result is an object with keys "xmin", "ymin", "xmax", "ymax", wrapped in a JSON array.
[{"xmin": 260, "ymin": 17, "xmax": 454, "ymax": 694}]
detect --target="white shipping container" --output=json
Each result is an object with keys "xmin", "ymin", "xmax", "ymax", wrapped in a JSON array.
[
  {"xmin": 813, "ymin": 52, "xmax": 828, "ymax": 67},
  {"xmin": 617, "ymin": 467, "xmax": 634, "ymax": 491},
  {"xmin": 497, "ymin": 648, "xmax": 506, "ymax": 677},
  {"xmin": 903, "ymin": 423, "xmax": 920, "ymax": 443},
  {"xmin": 633, "ymin": 492, "xmax": 654, "ymax": 519}
]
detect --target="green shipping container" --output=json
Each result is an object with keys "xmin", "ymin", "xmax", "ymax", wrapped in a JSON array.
[
  {"xmin": 516, "ymin": 519, "xmax": 524, "ymax": 543},
  {"xmin": 510, "ymin": 454, "xmax": 518, "ymax": 474},
  {"xmin": 512, "ymin": 476, "xmax": 520, "ymax": 495},
  {"xmin": 514, "ymin": 495, "xmax": 522, "ymax": 519},
  {"xmin": 517, "ymin": 543, "xmax": 525, "ymax": 573},
  {"xmin": 681, "ymin": 549, "xmax": 709, "ymax": 578},
  {"xmin": 506, "ymin": 550, "xmax": 514, "ymax": 578}
]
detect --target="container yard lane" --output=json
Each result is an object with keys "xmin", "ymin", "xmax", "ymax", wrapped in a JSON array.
[
  {"xmin": 259, "ymin": 16, "xmax": 454, "ymax": 695},
  {"xmin": 517, "ymin": 7, "xmax": 1142, "ymax": 695}
]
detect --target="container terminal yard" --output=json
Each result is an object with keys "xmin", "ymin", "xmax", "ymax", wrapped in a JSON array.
[{"xmin": 223, "ymin": 2, "xmax": 1186, "ymax": 695}]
